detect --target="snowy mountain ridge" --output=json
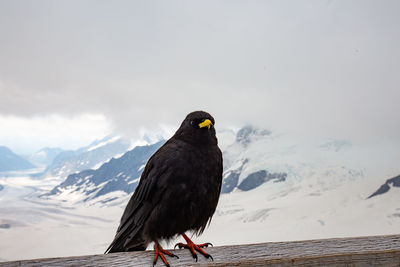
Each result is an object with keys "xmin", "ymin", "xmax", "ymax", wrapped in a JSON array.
[
  {"xmin": 43, "ymin": 141, "xmax": 164, "ymax": 203},
  {"xmin": 43, "ymin": 125, "xmax": 391, "ymax": 208}
]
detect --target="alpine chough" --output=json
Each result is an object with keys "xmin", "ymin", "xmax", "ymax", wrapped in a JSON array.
[{"xmin": 106, "ymin": 111, "xmax": 223, "ymax": 266}]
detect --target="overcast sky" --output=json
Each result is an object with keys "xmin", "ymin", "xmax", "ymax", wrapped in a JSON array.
[{"xmin": 1, "ymin": 0, "xmax": 399, "ymax": 154}]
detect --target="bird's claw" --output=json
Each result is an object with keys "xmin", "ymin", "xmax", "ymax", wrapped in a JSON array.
[
  {"xmin": 174, "ymin": 243, "xmax": 184, "ymax": 249},
  {"xmin": 198, "ymin": 242, "xmax": 213, "ymax": 248},
  {"xmin": 174, "ymin": 234, "xmax": 214, "ymax": 262},
  {"xmin": 206, "ymin": 254, "xmax": 214, "ymax": 261},
  {"xmin": 153, "ymin": 244, "xmax": 178, "ymax": 267}
]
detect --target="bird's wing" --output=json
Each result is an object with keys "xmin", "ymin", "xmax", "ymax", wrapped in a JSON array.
[{"xmin": 105, "ymin": 141, "xmax": 177, "ymax": 252}]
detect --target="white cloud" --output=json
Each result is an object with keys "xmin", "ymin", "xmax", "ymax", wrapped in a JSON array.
[
  {"xmin": 0, "ymin": 114, "xmax": 111, "ymax": 154},
  {"xmin": 0, "ymin": 1, "xmax": 399, "ymax": 148}
]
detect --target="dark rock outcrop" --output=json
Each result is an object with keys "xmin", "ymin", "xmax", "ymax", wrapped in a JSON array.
[
  {"xmin": 368, "ymin": 175, "xmax": 400, "ymax": 198},
  {"xmin": 238, "ymin": 170, "xmax": 287, "ymax": 191}
]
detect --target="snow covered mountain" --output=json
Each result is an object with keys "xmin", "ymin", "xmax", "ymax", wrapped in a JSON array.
[
  {"xmin": 221, "ymin": 127, "xmax": 287, "ymax": 193},
  {"xmin": 0, "ymin": 146, "xmax": 36, "ymax": 172},
  {"xmin": 220, "ymin": 126, "xmax": 367, "ymax": 196},
  {"xmin": 41, "ymin": 136, "xmax": 131, "ymax": 179},
  {"xmin": 45, "ymin": 125, "xmax": 379, "ymax": 206},
  {"xmin": 45, "ymin": 141, "xmax": 164, "ymax": 203}
]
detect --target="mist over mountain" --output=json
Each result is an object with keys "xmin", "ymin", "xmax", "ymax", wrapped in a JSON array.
[
  {"xmin": 0, "ymin": 146, "xmax": 36, "ymax": 172},
  {"xmin": 25, "ymin": 147, "xmax": 64, "ymax": 167},
  {"xmin": 41, "ymin": 135, "xmax": 132, "ymax": 179}
]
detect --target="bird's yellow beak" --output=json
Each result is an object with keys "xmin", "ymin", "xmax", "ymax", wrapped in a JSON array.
[{"xmin": 198, "ymin": 119, "xmax": 212, "ymax": 129}]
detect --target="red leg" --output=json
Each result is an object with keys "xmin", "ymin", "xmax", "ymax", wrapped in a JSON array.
[
  {"xmin": 174, "ymin": 233, "xmax": 213, "ymax": 262},
  {"xmin": 153, "ymin": 243, "xmax": 179, "ymax": 267}
]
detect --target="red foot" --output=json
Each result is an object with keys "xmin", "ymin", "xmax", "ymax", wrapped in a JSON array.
[
  {"xmin": 153, "ymin": 243, "xmax": 179, "ymax": 267},
  {"xmin": 174, "ymin": 233, "xmax": 214, "ymax": 262}
]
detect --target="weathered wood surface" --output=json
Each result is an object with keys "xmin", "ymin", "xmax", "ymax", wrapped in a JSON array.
[{"xmin": 1, "ymin": 234, "xmax": 400, "ymax": 267}]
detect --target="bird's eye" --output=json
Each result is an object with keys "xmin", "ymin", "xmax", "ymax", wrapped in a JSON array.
[{"xmin": 190, "ymin": 120, "xmax": 198, "ymax": 128}]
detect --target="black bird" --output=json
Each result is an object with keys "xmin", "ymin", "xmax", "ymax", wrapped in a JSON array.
[{"xmin": 106, "ymin": 111, "xmax": 223, "ymax": 266}]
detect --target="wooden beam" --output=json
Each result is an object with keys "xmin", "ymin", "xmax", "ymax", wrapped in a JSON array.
[{"xmin": 1, "ymin": 234, "xmax": 400, "ymax": 266}]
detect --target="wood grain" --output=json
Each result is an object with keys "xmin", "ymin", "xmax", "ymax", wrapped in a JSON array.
[{"xmin": 1, "ymin": 234, "xmax": 400, "ymax": 267}]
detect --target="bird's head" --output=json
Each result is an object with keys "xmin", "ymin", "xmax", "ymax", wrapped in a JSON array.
[{"xmin": 174, "ymin": 111, "xmax": 218, "ymax": 146}]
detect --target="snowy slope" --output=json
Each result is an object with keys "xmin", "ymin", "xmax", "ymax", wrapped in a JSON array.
[
  {"xmin": 0, "ymin": 172, "xmax": 123, "ymax": 261},
  {"xmin": 197, "ymin": 173, "xmax": 400, "ymax": 246}
]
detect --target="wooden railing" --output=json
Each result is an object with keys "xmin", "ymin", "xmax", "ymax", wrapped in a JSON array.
[{"xmin": 1, "ymin": 234, "xmax": 400, "ymax": 266}]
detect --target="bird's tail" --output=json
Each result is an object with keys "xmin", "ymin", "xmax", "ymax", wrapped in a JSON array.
[{"xmin": 105, "ymin": 234, "xmax": 147, "ymax": 253}]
